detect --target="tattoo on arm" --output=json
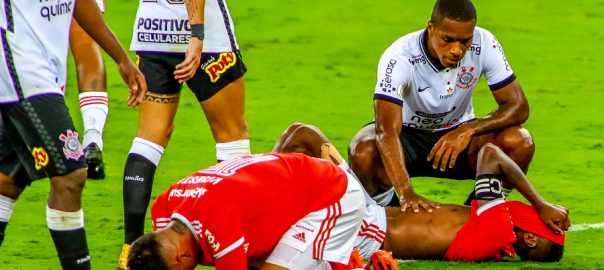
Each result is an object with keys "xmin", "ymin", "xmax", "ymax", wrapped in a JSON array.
[{"xmin": 185, "ymin": 0, "xmax": 205, "ymax": 24}]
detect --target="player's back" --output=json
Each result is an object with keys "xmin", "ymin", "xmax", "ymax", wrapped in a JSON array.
[{"xmin": 152, "ymin": 153, "xmax": 349, "ymax": 260}]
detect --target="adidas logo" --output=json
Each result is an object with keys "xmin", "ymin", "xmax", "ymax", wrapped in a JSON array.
[{"xmin": 292, "ymin": 232, "xmax": 306, "ymax": 243}]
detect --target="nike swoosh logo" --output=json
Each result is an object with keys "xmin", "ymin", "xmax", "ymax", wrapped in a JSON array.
[{"xmin": 418, "ymin": 86, "xmax": 430, "ymax": 92}]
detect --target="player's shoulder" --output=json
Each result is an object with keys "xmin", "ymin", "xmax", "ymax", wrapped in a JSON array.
[
  {"xmin": 382, "ymin": 29, "xmax": 425, "ymax": 60},
  {"xmin": 473, "ymin": 26, "xmax": 499, "ymax": 44}
]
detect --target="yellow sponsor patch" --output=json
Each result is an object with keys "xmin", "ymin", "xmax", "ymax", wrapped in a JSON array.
[
  {"xmin": 205, "ymin": 52, "xmax": 237, "ymax": 83},
  {"xmin": 32, "ymin": 147, "xmax": 49, "ymax": 170}
]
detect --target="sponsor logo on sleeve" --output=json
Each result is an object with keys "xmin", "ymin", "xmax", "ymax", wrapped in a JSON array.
[
  {"xmin": 32, "ymin": 147, "xmax": 49, "ymax": 170},
  {"xmin": 59, "ymin": 130, "xmax": 83, "ymax": 160},
  {"xmin": 379, "ymin": 59, "xmax": 398, "ymax": 93},
  {"xmin": 205, "ymin": 52, "xmax": 237, "ymax": 83},
  {"xmin": 492, "ymin": 38, "xmax": 510, "ymax": 71}
]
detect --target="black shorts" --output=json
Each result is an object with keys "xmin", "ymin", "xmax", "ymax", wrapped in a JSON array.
[
  {"xmin": 137, "ymin": 50, "xmax": 247, "ymax": 102},
  {"xmin": 0, "ymin": 95, "xmax": 86, "ymax": 188},
  {"xmin": 400, "ymin": 127, "xmax": 475, "ymax": 180}
]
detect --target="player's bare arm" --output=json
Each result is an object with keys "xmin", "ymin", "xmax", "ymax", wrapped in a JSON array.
[
  {"xmin": 175, "ymin": 0, "xmax": 206, "ymax": 83},
  {"xmin": 375, "ymin": 99, "xmax": 439, "ymax": 213},
  {"xmin": 428, "ymin": 79, "xmax": 529, "ymax": 171},
  {"xmin": 73, "ymin": 0, "xmax": 147, "ymax": 106},
  {"xmin": 476, "ymin": 143, "xmax": 570, "ymax": 233}
]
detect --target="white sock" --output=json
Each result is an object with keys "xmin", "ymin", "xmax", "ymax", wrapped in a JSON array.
[
  {"xmin": 79, "ymin": 92, "xmax": 108, "ymax": 150},
  {"xmin": 46, "ymin": 206, "xmax": 85, "ymax": 231},
  {"xmin": 0, "ymin": 195, "xmax": 15, "ymax": 223},
  {"xmin": 129, "ymin": 137, "xmax": 165, "ymax": 166},
  {"xmin": 216, "ymin": 139, "xmax": 251, "ymax": 161}
]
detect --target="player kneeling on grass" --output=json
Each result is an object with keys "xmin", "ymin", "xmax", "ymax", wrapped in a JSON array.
[
  {"xmin": 274, "ymin": 123, "xmax": 570, "ymax": 264},
  {"xmin": 127, "ymin": 153, "xmax": 365, "ymax": 270}
]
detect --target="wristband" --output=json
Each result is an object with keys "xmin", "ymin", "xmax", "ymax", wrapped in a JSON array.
[{"xmin": 191, "ymin": 24, "xmax": 204, "ymax": 40}]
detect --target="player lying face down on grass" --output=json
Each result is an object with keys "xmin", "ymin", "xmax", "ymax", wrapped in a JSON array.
[
  {"xmin": 273, "ymin": 123, "xmax": 570, "ymax": 262},
  {"xmin": 127, "ymin": 152, "xmax": 366, "ymax": 270}
]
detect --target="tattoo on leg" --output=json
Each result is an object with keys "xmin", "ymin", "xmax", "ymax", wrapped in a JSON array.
[{"xmin": 144, "ymin": 92, "xmax": 179, "ymax": 104}]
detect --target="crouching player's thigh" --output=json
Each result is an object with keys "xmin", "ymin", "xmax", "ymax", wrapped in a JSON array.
[{"xmin": 265, "ymin": 172, "xmax": 366, "ymax": 270}]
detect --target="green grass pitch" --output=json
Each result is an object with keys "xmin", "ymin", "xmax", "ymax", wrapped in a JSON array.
[{"xmin": 2, "ymin": 0, "xmax": 604, "ymax": 269}]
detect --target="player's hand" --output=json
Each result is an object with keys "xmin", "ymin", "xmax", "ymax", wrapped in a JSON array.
[
  {"xmin": 537, "ymin": 202, "xmax": 571, "ymax": 234},
  {"xmin": 174, "ymin": 38, "xmax": 203, "ymax": 84},
  {"xmin": 427, "ymin": 124, "xmax": 475, "ymax": 172},
  {"xmin": 365, "ymin": 250, "xmax": 399, "ymax": 270},
  {"xmin": 400, "ymin": 190, "xmax": 440, "ymax": 213},
  {"xmin": 118, "ymin": 60, "xmax": 147, "ymax": 107}
]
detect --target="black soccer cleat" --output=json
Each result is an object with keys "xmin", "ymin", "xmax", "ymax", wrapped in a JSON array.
[{"xmin": 84, "ymin": 143, "xmax": 105, "ymax": 180}]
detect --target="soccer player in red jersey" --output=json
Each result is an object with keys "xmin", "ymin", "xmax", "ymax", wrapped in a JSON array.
[
  {"xmin": 275, "ymin": 123, "xmax": 570, "ymax": 263},
  {"xmin": 128, "ymin": 153, "xmax": 365, "ymax": 269}
]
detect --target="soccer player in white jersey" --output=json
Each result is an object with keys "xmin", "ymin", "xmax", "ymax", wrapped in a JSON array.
[
  {"xmin": 348, "ymin": 0, "xmax": 535, "ymax": 213},
  {"xmin": 0, "ymin": 0, "xmax": 146, "ymax": 269},
  {"xmin": 69, "ymin": 0, "xmax": 109, "ymax": 180},
  {"xmin": 119, "ymin": 0, "xmax": 250, "ymax": 268}
]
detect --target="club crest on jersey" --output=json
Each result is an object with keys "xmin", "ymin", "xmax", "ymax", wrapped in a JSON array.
[
  {"xmin": 59, "ymin": 129, "xmax": 83, "ymax": 160},
  {"xmin": 456, "ymin": 66, "xmax": 478, "ymax": 89},
  {"xmin": 32, "ymin": 147, "xmax": 49, "ymax": 170},
  {"xmin": 205, "ymin": 52, "xmax": 237, "ymax": 83}
]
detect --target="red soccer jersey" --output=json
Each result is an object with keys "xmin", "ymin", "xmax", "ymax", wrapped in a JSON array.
[
  {"xmin": 151, "ymin": 153, "xmax": 348, "ymax": 269},
  {"xmin": 444, "ymin": 200, "xmax": 517, "ymax": 261}
]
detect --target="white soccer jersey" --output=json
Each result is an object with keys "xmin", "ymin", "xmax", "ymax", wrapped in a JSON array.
[
  {"xmin": 374, "ymin": 27, "xmax": 515, "ymax": 131},
  {"xmin": 130, "ymin": 0, "xmax": 239, "ymax": 53},
  {"xmin": 0, "ymin": 0, "xmax": 73, "ymax": 104}
]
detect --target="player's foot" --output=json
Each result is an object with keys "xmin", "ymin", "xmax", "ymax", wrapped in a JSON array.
[
  {"xmin": 84, "ymin": 143, "xmax": 105, "ymax": 179},
  {"xmin": 365, "ymin": 250, "xmax": 399, "ymax": 270},
  {"xmin": 117, "ymin": 243, "xmax": 131, "ymax": 270}
]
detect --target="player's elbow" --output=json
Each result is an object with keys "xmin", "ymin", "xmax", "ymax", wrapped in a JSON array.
[{"xmin": 514, "ymin": 99, "xmax": 530, "ymax": 124}]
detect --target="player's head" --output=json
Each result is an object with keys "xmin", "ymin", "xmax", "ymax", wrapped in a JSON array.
[
  {"xmin": 127, "ymin": 232, "xmax": 169, "ymax": 270},
  {"xmin": 427, "ymin": 0, "xmax": 477, "ymax": 68},
  {"xmin": 128, "ymin": 225, "xmax": 200, "ymax": 270},
  {"xmin": 512, "ymin": 227, "xmax": 565, "ymax": 262}
]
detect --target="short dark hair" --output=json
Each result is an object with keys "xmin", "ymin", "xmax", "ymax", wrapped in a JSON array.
[
  {"xmin": 431, "ymin": 0, "xmax": 477, "ymax": 25},
  {"xmin": 127, "ymin": 233, "xmax": 170, "ymax": 270},
  {"xmin": 515, "ymin": 235, "xmax": 565, "ymax": 262}
]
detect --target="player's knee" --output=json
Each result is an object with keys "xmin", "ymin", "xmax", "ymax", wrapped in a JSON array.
[
  {"xmin": 478, "ymin": 142, "xmax": 502, "ymax": 159},
  {"xmin": 137, "ymin": 123, "xmax": 174, "ymax": 148},
  {"xmin": 498, "ymin": 127, "xmax": 534, "ymax": 155},
  {"xmin": 51, "ymin": 169, "xmax": 87, "ymax": 195},
  {"xmin": 0, "ymin": 175, "xmax": 22, "ymax": 200},
  {"xmin": 349, "ymin": 139, "xmax": 378, "ymax": 173}
]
